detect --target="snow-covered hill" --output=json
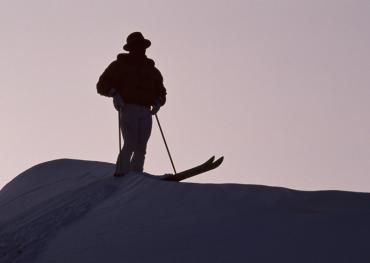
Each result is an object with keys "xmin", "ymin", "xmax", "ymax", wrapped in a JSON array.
[{"xmin": 1, "ymin": 159, "xmax": 370, "ymax": 263}]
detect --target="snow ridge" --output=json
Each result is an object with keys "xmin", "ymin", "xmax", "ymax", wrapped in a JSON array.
[{"xmin": 1, "ymin": 159, "xmax": 370, "ymax": 263}]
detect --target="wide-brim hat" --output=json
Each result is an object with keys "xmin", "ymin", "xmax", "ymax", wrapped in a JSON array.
[{"xmin": 123, "ymin": 32, "xmax": 151, "ymax": 51}]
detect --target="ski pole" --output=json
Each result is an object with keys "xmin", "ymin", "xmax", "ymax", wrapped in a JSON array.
[
  {"xmin": 116, "ymin": 108, "xmax": 122, "ymax": 173},
  {"xmin": 155, "ymin": 114, "xmax": 177, "ymax": 174},
  {"xmin": 118, "ymin": 108, "xmax": 122, "ymax": 153}
]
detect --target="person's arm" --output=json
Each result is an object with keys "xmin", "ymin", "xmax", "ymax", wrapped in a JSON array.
[
  {"xmin": 150, "ymin": 68, "xmax": 167, "ymax": 114},
  {"xmin": 96, "ymin": 61, "xmax": 118, "ymax": 97}
]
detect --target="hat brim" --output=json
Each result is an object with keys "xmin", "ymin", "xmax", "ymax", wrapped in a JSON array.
[{"xmin": 123, "ymin": 39, "xmax": 151, "ymax": 51}]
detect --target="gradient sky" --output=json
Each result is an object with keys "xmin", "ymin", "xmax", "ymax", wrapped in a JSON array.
[{"xmin": 1, "ymin": 0, "xmax": 369, "ymax": 191}]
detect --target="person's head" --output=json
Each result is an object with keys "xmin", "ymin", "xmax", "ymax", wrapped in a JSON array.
[{"xmin": 123, "ymin": 32, "xmax": 151, "ymax": 55}]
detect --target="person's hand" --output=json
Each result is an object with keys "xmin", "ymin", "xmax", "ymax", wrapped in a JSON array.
[
  {"xmin": 150, "ymin": 96, "xmax": 166, "ymax": 115},
  {"xmin": 150, "ymin": 99, "xmax": 161, "ymax": 115},
  {"xmin": 151, "ymin": 104, "xmax": 160, "ymax": 115},
  {"xmin": 113, "ymin": 93, "xmax": 125, "ymax": 111}
]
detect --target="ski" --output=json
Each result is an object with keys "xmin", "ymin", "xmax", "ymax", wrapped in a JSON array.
[{"xmin": 159, "ymin": 156, "xmax": 224, "ymax": 182}]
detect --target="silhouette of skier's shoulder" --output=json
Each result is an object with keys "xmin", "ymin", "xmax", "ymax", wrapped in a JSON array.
[{"xmin": 96, "ymin": 53, "xmax": 129, "ymax": 96}]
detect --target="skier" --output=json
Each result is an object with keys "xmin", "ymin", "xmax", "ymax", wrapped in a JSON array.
[{"xmin": 97, "ymin": 32, "xmax": 167, "ymax": 177}]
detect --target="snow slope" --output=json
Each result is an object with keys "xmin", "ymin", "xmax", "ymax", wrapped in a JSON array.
[{"xmin": 1, "ymin": 159, "xmax": 370, "ymax": 263}]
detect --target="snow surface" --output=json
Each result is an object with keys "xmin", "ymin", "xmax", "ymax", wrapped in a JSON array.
[{"xmin": 1, "ymin": 159, "xmax": 370, "ymax": 263}]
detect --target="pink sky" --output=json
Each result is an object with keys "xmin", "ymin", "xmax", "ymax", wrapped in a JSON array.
[{"xmin": 1, "ymin": 0, "xmax": 369, "ymax": 191}]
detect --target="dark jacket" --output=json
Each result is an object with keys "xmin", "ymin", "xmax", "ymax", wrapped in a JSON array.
[{"xmin": 97, "ymin": 53, "xmax": 166, "ymax": 107}]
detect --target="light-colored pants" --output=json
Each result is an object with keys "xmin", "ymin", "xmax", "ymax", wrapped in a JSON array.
[{"xmin": 116, "ymin": 104, "xmax": 152, "ymax": 174}]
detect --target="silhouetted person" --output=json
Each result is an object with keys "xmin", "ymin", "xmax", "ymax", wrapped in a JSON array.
[{"xmin": 97, "ymin": 32, "xmax": 167, "ymax": 177}]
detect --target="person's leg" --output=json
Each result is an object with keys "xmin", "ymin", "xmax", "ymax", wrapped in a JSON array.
[
  {"xmin": 115, "ymin": 105, "xmax": 140, "ymax": 175},
  {"xmin": 130, "ymin": 107, "xmax": 152, "ymax": 172}
]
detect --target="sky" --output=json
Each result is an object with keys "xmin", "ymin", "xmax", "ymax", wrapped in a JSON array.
[{"xmin": 1, "ymin": 0, "xmax": 369, "ymax": 191}]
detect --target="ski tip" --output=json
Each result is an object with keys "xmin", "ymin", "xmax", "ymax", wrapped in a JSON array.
[
  {"xmin": 214, "ymin": 156, "xmax": 224, "ymax": 166},
  {"xmin": 203, "ymin": 156, "xmax": 223, "ymax": 167},
  {"xmin": 201, "ymin": 156, "xmax": 215, "ymax": 166},
  {"xmin": 208, "ymin": 156, "xmax": 216, "ymax": 163}
]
